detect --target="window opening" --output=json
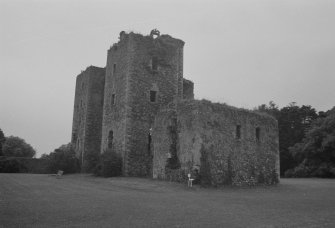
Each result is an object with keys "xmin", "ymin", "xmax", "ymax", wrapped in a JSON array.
[
  {"xmin": 108, "ymin": 130, "xmax": 113, "ymax": 149},
  {"xmin": 113, "ymin": 64, "xmax": 116, "ymax": 74},
  {"xmin": 150, "ymin": 90, "xmax": 157, "ymax": 102},
  {"xmin": 152, "ymin": 57, "xmax": 158, "ymax": 71},
  {"xmin": 148, "ymin": 133, "xmax": 152, "ymax": 155},
  {"xmin": 111, "ymin": 94, "xmax": 115, "ymax": 105},
  {"xmin": 256, "ymin": 127, "xmax": 260, "ymax": 142},
  {"xmin": 236, "ymin": 125, "xmax": 241, "ymax": 139}
]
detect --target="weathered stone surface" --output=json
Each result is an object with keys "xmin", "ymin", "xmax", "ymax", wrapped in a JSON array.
[
  {"xmin": 71, "ymin": 30, "xmax": 279, "ymax": 185},
  {"xmin": 182, "ymin": 78, "xmax": 194, "ymax": 100},
  {"xmin": 71, "ymin": 66, "xmax": 105, "ymax": 171},
  {"xmin": 152, "ymin": 100, "xmax": 279, "ymax": 186},
  {"xmin": 101, "ymin": 31, "xmax": 185, "ymax": 176}
]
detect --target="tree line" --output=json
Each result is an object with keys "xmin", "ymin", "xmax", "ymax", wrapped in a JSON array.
[{"xmin": 256, "ymin": 102, "xmax": 335, "ymax": 177}]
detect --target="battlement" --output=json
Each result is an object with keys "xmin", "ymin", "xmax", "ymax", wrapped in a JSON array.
[{"xmin": 109, "ymin": 29, "xmax": 184, "ymax": 53}]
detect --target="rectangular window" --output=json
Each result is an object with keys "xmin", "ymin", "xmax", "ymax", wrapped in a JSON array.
[
  {"xmin": 111, "ymin": 94, "xmax": 115, "ymax": 105},
  {"xmin": 256, "ymin": 127, "xmax": 260, "ymax": 142},
  {"xmin": 150, "ymin": 90, "xmax": 157, "ymax": 102},
  {"xmin": 113, "ymin": 64, "xmax": 116, "ymax": 74},
  {"xmin": 236, "ymin": 125, "xmax": 241, "ymax": 139},
  {"xmin": 152, "ymin": 57, "xmax": 158, "ymax": 71}
]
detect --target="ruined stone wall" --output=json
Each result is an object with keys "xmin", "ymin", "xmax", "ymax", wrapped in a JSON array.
[
  {"xmin": 182, "ymin": 78, "xmax": 194, "ymax": 100},
  {"xmin": 71, "ymin": 70, "xmax": 90, "ymax": 160},
  {"xmin": 125, "ymin": 33, "xmax": 184, "ymax": 176},
  {"xmin": 152, "ymin": 100, "xmax": 279, "ymax": 186},
  {"xmin": 71, "ymin": 66, "xmax": 105, "ymax": 171}
]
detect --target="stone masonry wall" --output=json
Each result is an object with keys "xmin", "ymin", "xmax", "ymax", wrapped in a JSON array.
[
  {"xmin": 71, "ymin": 66, "xmax": 105, "ymax": 171},
  {"xmin": 125, "ymin": 33, "xmax": 184, "ymax": 176},
  {"xmin": 101, "ymin": 33, "xmax": 134, "ymax": 175},
  {"xmin": 152, "ymin": 108, "xmax": 177, "ymax": 179},
  {"xmin": 83, "ymin": 66, "xmax": 105, "ymax": 171},
  {"xmin": 152, "ymin": 100, "xmax": 279, "ymax": 186},
  {"xmin": 71, "ymin": 69, "xmax": 90, "ymax": 161}
]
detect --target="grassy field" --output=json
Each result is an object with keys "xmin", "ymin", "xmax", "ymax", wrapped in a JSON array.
[{"xmin": 0, "ymin": 174, "xmax": 334, "ymax": 228}]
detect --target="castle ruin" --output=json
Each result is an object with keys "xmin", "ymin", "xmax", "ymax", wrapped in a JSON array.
[{"xmin": 71, "ymin": 30, "xmax": 279, "ymax": 186}]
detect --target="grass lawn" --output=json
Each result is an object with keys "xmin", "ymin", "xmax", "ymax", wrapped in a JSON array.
[{"xmin": 0, "ymin": 174, "xmax": 334, "ymax": 228}]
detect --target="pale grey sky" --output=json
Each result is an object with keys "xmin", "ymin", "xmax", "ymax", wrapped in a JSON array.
[{"xmin": 1, "ymin": 0, "xmax": 334, "ymax": 157}]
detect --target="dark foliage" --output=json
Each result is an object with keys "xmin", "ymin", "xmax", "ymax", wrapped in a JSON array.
[
  {"xmin": 0, "ymin": 157, "xmax": 25, "ymax": 173},
  {"xmin": 0, "ymin": 157, "xmax": 49, "ymax": 173},
  {"xmin": 82, "ymin": 151, "xmax": 100, "ymax": 173},
  {"xmin": 199, "ymin": 144, "xmax": 212, "ymax": 186},
  {"xmin": 285, "ymin": 107, "xmax": 335, "ymax": 178},
  {"xmin": 0, "ymin": 128, "xmax": 5, "ymax": 156},
  {"xmin": 94, "ymin": 148, "xmax": 122, "ymax": 177},
  {"xmin": 42, "ymin": 143, "xmax": 80, "ymax": 174},
  {"xmin": 256, "ymin": 102, "xmax": 318, "ymax": 175},
  {"xmin": 165, "ymin": 118, "xmax": 181, "ymax": 170},
  {"xmin": 2, "ymin": 136, "xmax": 36, "ymax": 158}
]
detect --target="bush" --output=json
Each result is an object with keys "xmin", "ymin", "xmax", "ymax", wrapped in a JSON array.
[
  {"xmin": 0, "ymin": 157, "xmax": 48, "ymax": 173},
  {"xmin": 285, "ymin": 162, "xmax": 335, "ymax": 178},
  {"xmin": 94, "ymin": 149, "xmax": 122, "ymax": 177},
  {"xmin": 311, "ymin": 163, "xmax": 334, "ymax": 178},
  {"xmin": 285, "ymin": 163, "xmax": 311, "ymax": 178},
  {"xmin": 0, "ymin": 157, "xmax": 23, "ymax": 173},
  {"xmin": 165, "ymin": 168, "xmax": 187, "ymax": 183},
  {"xmin": 43, "ymin": 143, "xmax": 80, "ymax": 174}
]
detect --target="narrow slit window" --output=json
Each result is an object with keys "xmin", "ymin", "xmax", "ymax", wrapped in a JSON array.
[
  {"xmin": 151, "ymin": 57, "xmax": 158, "ymax": 71},
  {"xmin": 236, "ymin": 125, "xmax": 241, "ymax": 139},
  {"xmin": 147, "ymin": 133, "xmax": 152, "ymax": 155},
  {"xmin": 113, "ymin": 64, "xmax": 116, "ymax": 74},
  {"xmin": 111, "ymin": 94, "xmax": 115, "ymax": 105},
  {"xmin": 256, "ymin": 127, "xmax": 260, "ymax": 142},
  {"xmin": 150, "ymin": 90, "xmax": 157, "ymax": 102},
  {"xmin": 108, "ymin": 130, "xmax": 113, "ymax": 149}
]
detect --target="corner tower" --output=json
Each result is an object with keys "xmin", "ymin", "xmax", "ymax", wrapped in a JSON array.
[
  {"xmin": 101, "ymin": 29, "xmax": 184, "ymax": 176},
  {"xmin": 71, "ymin": 66, "xmax": 105, "ymax": 171}
]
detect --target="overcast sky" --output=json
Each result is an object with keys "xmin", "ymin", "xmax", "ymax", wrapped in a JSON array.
[{"xmin": 1, "ymin": 0, "xmax": 334, "ymax": 157}]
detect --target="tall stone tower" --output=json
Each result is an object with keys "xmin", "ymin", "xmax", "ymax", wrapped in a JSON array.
[
  {"xmin": 71, "ymin": 66, "xmax": 105, "ymax": 171},
  {"xmin": 101, "ymin": 30, "xmax": 185, "ymax": 176}
]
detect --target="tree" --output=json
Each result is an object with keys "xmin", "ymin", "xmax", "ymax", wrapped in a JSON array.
[
  {"xmin": 278, "ymin": 103, "xmax": 318, "ymax": 174},
  {"xmin": 255, "ymin": 101, "xmax": 280, "ymax": 119},
  {"xmin": 2, "ymin": 136, "xmax": 36, "ymax": 158},
  {"xmin": 287, "ymin": 107, "xmax": 335, "ymax": 177},
  {"xmin": 43, "ymin": 143, "xmax": 79, "ymax": 174},
  {"xmin": 256, "ymin": 102, "xmax": 318, "ymax": 175},
  {"xmin": 0, "ymin": 128, "xmax": 5, "ymax": 156}
]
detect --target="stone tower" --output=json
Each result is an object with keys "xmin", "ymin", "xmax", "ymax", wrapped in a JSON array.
[
  {"xmin": 71, "ymin": 66, "xmax": 105, "ymax": 171},
  {"xmin": 101, "ymin": 30, "xmax": 185, "ymax": 176}
]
